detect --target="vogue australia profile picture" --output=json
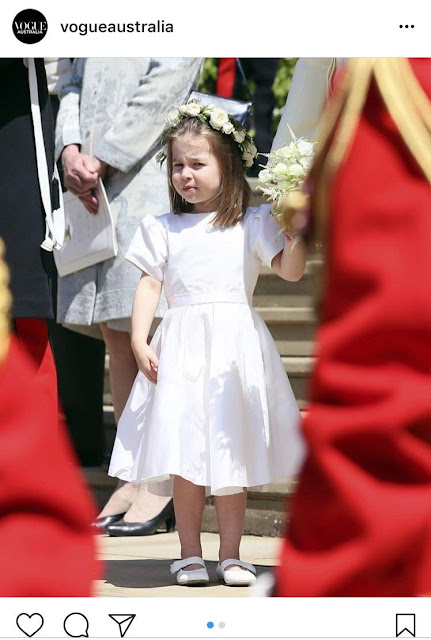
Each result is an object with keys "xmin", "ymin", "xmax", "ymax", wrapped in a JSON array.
[{"xmin": 13, "ymin": 9, "xmax": 48, "ymax": 44}]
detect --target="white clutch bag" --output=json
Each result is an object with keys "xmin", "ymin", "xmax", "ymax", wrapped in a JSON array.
[{"xmin": 54, "ymin": 179, "xmax": 118, "ymax": 277}]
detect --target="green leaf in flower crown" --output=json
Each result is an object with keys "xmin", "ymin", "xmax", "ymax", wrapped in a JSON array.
[{"xmin": 156, "ymin": 150, "xmax": 166, "ymax": 165}]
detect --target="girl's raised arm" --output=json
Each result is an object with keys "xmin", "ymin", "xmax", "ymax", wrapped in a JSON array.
[{"xmin": 271, "ymin": 235, "xmax": 307, "ymax": 282}]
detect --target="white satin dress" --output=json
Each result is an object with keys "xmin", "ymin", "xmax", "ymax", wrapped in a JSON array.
[{"xmin": 108, "ymin": 204, "xmax": 305, "ymax": 496}]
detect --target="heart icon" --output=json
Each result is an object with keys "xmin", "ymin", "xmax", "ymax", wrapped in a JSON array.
[{"xmin": 16, "ymin": 614, "xmax": 44, "ymax": 637}]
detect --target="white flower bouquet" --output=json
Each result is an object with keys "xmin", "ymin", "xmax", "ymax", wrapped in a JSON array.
[{"xmin": 258, "ymin": 125, "xmax": 315, "ymax": 241}]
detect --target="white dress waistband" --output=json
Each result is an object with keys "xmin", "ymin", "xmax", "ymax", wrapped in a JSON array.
[{"xmin": 168, "ymin": 291, "xmax": 250, "ymax": 308}]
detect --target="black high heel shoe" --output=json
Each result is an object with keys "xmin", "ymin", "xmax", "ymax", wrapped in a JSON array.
[
  {"xmin": 91, "ymin": 512, "xmax": 127, "ymax": 534},
  {"xmin": 105, "ymin": 499, "xmax": 175, "ymax": 537}
]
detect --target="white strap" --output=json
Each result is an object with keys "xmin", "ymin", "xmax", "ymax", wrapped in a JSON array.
[
  {"xmin": 219, "ymin": 558, "xmax": 256, "ymax": 574},
  {"xmin": 170, "ymin": 556, "xmax": 205, "ymax": 574},
  {"xmin": 27, "ymin": 58, "xmax": 64, "ymax": 251}
]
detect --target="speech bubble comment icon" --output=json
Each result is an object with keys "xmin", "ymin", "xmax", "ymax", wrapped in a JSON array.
[{"xmin": 63, "ymin": 613, "xmax": 90, "ymax": 638}]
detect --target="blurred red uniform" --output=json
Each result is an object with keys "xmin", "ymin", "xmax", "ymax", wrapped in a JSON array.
[
  {"xmin": 0, "ymin": 327, "xmax": 99, "ymax": 595},
  {"xmin": 276, "ymin": 58, "xmax": 431, "ymax": 596},
  {"xmin": 0, "ymin": 58, "xmax": 99, "ymax": 595}
]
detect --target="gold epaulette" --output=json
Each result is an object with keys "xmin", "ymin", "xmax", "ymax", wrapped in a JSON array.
[
  {"xmin": 312, "ymin": 58, "xmax": 431, "ymax": 247},
  {"xmin": 0, "ymin": 237, "xmax": 12, "ymax": 363}
]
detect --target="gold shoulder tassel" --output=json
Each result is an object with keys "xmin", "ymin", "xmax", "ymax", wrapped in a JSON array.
[
  {"xmin": 0, "ymin": 238, "xmax": 12, "ymax": 363},
  {"xmin": 311, "ymin": 58, "xmax": 431, "ymax": 248}
]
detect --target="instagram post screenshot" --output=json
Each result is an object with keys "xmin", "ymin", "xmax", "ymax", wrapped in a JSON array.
[{"xmin": 0, "ymin": 0, "xmax": 430, "ymax": 638}]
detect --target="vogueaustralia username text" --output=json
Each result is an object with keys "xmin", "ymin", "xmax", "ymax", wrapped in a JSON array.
[{"xmin": 60, "ymin": 20, "xmax": 174, "ymax": 35}]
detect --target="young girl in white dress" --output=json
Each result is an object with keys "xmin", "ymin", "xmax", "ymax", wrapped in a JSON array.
[{"xmin": 109, "ymin": 101, "xmax": 307, "ymax": 587}]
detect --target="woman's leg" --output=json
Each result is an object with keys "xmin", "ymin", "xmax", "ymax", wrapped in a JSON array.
[
  {"xmin": 97, "ymin": 323, "xmax": 139, "ymax": 518},
  {"xmin": 122, "ymin": 483, "xmax": 172, "ymax": 523},
  {"xmin": 173, "ymin": 476, "xmax": 206, "ymax": 569},
  {"xmin": 99, "ymin": 323, "xmax": 137, "ymax": 424},
  {"xmin": 215, "ymin": 490, "xmax": 247, "ymax": 570},
  {"xmin": 98, "ymin": 323, "xmax": 170, "ymax": 521}
]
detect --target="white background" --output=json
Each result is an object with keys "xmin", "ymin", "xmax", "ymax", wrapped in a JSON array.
[
  {"xmin": 2, "ymin": 596, "xmax": 431, "ymax": 638},
  {"xmin": 1, "ymin": 0, "xmax": 430, "ymax": 57},
  {"xmin": 1, "ymin": 0, "xmax": 430, "ymax": 636}
]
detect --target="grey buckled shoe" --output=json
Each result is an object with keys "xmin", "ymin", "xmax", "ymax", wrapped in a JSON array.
[{"xmin": 170, "ymin": 556, "xmax": 209, "ymax": 586}]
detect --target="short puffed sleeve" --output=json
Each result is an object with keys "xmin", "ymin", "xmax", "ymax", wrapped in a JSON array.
[
  {"xmin": 247, "ymin": 204, "xmax": 285, "ymax": 268},
  {"xmin": 125, "ymin": 215, "xmax": 168, "ymax": 281}
]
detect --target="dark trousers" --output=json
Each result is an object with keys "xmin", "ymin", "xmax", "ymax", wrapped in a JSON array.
[
  {"xmin": 234, "ymin": 58, "xmax": 280, "ymax": 157},
  {"xmin": 49, "ymin": 93, "xmax": 106, "ymax": 467},
  {"xmin": 49, "ymin": 319, "xmax": 106, "ymax": 466}
]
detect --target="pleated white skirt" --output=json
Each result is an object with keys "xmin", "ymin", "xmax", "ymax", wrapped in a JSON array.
[{"xmin": 109, "ymin": 302, "xmax": 305, "ymax": 496}]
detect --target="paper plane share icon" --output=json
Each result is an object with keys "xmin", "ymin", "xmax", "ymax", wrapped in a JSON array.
[{"xmin": 109, "ymin": 614, "xmax": 136, "ymax": 638}]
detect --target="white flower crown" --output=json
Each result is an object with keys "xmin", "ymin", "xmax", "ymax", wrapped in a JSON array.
[{"xmin": 156, "ymin": 99, "xmax": 258, "ymax": 168}]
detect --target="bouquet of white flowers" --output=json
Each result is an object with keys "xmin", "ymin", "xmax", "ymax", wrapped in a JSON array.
[{"xmin": 258, "ymin": 125, "xmax": 315, "ymax": 242}]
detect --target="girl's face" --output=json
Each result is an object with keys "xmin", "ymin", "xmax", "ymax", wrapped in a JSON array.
[{"xmin": 171, "ymin": 134, "xmax": 222, "ymax": 213}]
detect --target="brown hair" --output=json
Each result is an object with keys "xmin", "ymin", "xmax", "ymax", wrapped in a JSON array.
[{"xmin": 164, "ymin": 117, "xmax": 251, "ymax": 228}]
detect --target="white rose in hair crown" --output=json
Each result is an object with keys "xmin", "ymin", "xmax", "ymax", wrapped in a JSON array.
[
  {"xmin": 185, "ymin": 102, "xmax": 201, "ymax": 117},
  {"xmin": 258, "ymin": 124, "xmax": 316, "ymax": 247},
  {"xmin": 209, "ymin": 107, "xmax": 229, "ymax": 130},
  {"xmin": 156, "ymin": 99, "xmax": 258, "ymax": 169}
]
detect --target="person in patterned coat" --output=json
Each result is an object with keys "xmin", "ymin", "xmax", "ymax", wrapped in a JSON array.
[{"xmin": 56, "ymin": 58, "xmax": 203, "ymax": 532}]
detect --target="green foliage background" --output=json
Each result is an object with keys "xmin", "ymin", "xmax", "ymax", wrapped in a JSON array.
[{"xmin": 197, "ymin": 58, "xmax": 298, "ymax": 132}]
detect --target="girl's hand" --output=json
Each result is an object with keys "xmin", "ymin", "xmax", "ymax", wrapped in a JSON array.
[{"xmin": 134, "ymin": 344, "xmax": 159, "ymax": 384}]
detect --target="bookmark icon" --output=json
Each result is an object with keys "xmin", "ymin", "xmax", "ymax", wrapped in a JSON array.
[
  {"xmin": 108, "ymin": 614, "xmax": 136, "ymax": 638},
  {"xmin": 396, "ymin": 614, "xmax": 416, "ymax": 637}
]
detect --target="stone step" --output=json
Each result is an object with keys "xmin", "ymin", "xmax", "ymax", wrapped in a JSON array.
[
  {"xmin": 252, "ymin": 293, "xmax": 314, "ymax": 308},
  {"xmin": 259, "ymin": 258, "xmax": 321, "ymax": 278},
  {"xmin": 258, "ymin": 306, "xmax": 317, "ymax": 356},
  {"xmin": 203, "ymin": 482, "xmax": 296, "ymax": 536},
  {"xmin": 257, "ymin": 260, "xmax": 322, "ymax": 296},
  {"xmin": 282, "ymin": 356, "xmax": 314, "ymax": 401},
  {"xmin": 269, "ymin": 325, "xmax": 316, "ymax": 357},
  {"xmin": 257, "ymin": 306, "xmax": 316, "ymax": 324},
  {"xmin": 282, "ymin": 355, "xmax": 314, "ymax": 375},
  {"xmin": 83, "ymin": 466, "xmax": 295, "ymax": 536}
]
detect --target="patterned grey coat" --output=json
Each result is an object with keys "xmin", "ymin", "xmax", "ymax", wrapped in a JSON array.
[{"xmin": 55, "ymin": 57, "xmax": 202, "ymax": 336}]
